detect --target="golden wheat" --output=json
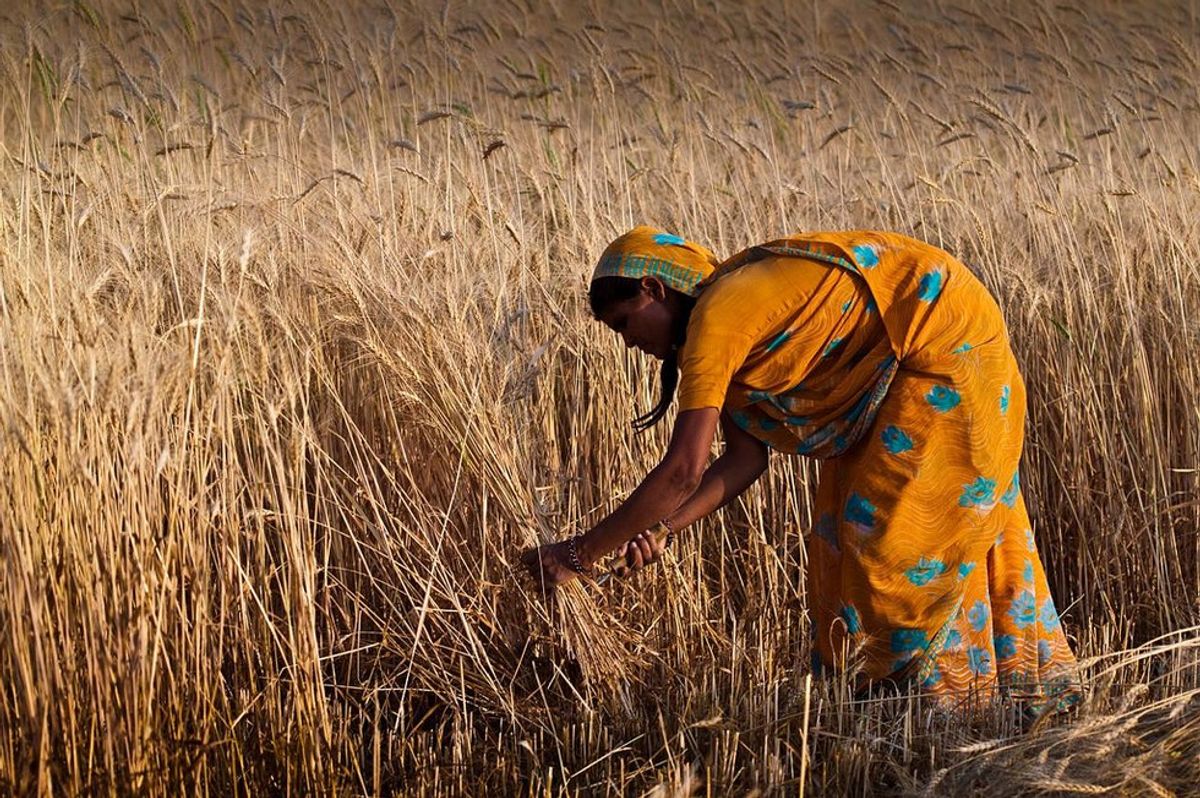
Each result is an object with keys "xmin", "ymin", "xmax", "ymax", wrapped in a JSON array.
[{"xmin": 0, "ymin": 0, "xmax": 1197, "ymax": 795}]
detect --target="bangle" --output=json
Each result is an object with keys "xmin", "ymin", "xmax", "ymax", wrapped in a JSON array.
[
  {"xmin": 660, "ymin": 517, "xmax": 675, "ymax": 547},
  {"xmin": 565, "ymin": 535, "xmax": 593, "ymax": 574}
]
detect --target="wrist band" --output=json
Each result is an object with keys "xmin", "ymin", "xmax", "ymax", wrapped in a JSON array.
[
  {"xmin": 565, "ymin": 535, "xmax": 592, "ymax": 574},
  {"xmin": 659, "ymin": 517, "xmax": 675, "ymax": 547}
]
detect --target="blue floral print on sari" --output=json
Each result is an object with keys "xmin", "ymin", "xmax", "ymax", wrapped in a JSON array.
[
  {"xmin": 1039, "ymin": 598, "xmax": 1061, "ymax": 631},
  {"xmin": 926, "ymin": 385, "xmax": 961, "ymax": 412},
  {"xmin": 967, "ymin": 646, "xmax": 993, "ymax": 675},
  {"xmin": 844, "ymin": 492, "xmax": 878, "ymax": 531},
  {"xmin": 967, "ymin": 600, "xmax": 990, "ymax": 632},
  {"xmin": 995, "ymin": 634, "xmax": 1018, "ymax": 659},
  {"xmin": 841, "ymin": 604, "xmax": 862, "ymax": 634},
  {"xmin": 917, "ymin": 270, "xmax": 944, "ymax": 301},
  {"xmin": 852, "ymin": 244, "xmax": 879, "ymax": 269},
  {"xmin": 891, "ymin": 628, "xmax": 928, "ymax": 653},
  {"xmin": 958, "ymin": 476, "xmax": 997, "ymax": 508},
  {"xmin": 1008, "ymin": 590, "xmax": 1037, "ymax": 628},
  {"xmin": 905, "ymin": 557, "xmax": 945, "ymax": 586},
  {"xmin": 881, "ymin": 425, "xmax": 914, "ymax": 454},
  {"xmin": 1000, "ymin": 469, "xmax": 1020, "ymax": 507}
]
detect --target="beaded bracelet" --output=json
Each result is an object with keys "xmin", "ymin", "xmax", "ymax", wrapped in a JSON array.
[
  {"xmin": 565, "ymin": 535, "xmax": 592, "ymax": 574},
  {"xmin": 659, "ymin": 517, "xmax": 675, "ymax": 548}
]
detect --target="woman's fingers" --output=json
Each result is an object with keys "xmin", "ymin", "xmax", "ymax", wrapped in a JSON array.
[{"xmin": 637, "ymin": 533, "xmax": 655, "ymax": 564}]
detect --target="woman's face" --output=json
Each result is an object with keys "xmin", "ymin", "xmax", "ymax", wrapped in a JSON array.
[{"xmin": 595, "ymin": 277, "xmax": 678, "ymax": 360}]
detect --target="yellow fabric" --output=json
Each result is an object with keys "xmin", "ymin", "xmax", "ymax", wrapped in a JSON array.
[
  {"xmin": 592, "ymin": 226, "xmax": 718, "ymax": 297},
  {"xmin": 680, "ymin": 230, "xmax": 1081, "ymax": 712}
]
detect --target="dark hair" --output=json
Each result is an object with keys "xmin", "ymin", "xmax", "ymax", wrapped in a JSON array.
[{"xmin": 588, "ymin": 276, "xmax": 696, "ymax": 432}]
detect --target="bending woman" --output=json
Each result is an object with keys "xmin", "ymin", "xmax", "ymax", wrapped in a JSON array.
[{"xmin": 522, "ymin": 226, "xmax": 1080, "ymax": 713}]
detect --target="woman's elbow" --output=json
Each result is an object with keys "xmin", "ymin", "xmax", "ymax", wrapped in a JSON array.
[{"xmin": 664, "ymin": 462, "xmax": 704, "ymax": 496}]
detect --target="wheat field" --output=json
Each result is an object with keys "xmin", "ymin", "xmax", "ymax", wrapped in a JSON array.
[{"xmin": 1, "ymin": 0, "xmax": 1198, "ymax": 794}]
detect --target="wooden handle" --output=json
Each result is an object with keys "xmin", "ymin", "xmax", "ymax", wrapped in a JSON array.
[{"xmin": 595, "ymin": 522, "xmax": 671, "ymax": 584}]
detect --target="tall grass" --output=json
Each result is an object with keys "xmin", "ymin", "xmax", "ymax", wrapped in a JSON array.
[{"xmin": 1, "ymin": 0, "xmax": 1198, "ymax": 794}]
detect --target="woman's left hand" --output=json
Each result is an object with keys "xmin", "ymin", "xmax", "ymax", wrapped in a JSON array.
[{"xmin": 520, "ymin": 541, "xmax": 584, "ymax": 589}]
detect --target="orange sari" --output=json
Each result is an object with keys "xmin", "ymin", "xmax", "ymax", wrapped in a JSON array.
[{"xmin": 676, "ymin": 231, "xmax": 1080, "ymax": 713}]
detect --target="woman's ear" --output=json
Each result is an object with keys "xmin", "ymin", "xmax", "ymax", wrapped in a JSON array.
[{"xmin": 640, "ymin": 276, "xmax": 668, "ymax": 301}]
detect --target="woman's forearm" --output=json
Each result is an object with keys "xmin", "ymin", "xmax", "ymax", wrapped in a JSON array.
[
  {"xmin": 665, "ymin": 449, "xmax": 768, "ymax": 531},
  {"xmin": 577, "ymin": 460, "xmax": 700, "ymax": 568}
]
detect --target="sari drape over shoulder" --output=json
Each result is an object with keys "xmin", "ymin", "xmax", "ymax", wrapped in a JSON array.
[{"xmin": 676, "ymin": 231, "xmax": 1080, "ymax": 712}]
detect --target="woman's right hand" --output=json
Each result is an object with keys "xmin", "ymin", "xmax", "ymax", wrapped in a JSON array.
[{"xmin": 612, "ymin": 528, "xmax": 668, "ymax": 578}]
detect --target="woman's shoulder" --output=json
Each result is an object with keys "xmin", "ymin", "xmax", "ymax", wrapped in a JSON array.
[{"xmin": 691, "ymin": 254, "xmax": 828, "ymax": 332}]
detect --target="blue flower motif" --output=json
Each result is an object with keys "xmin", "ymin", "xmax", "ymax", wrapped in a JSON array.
[
  {"xmin": 852, "ymin": 244, "xmax": 879, "ymax": 269},
  {"xmin": 748, "ymin": 390, "xmax": 770, "ymax": 402},
  {"xmin": 958, "ymin": 561, "xmax": 977, "ymax": 579},
  {"xmin": 1023, "ymin": 560, "xmax": 1034, "ymax": 583},
  {"xmin": 967, "ymin": 646, "xmax": 993, "ymax": 675},
  {"xmin": 759, "ymin": 416, "xmax": 780, "ymax": 431},
  {"xmin": 1000, "ymin": 385, "xmax": 1011, "ymax": 415},
  {"xmin": 917, "ymin": 270, "xmax": 944, "ymax": 301},
  {"xmin": 881, "ymin": 425, "xmax": 914, "ymax": 454},
  {"xmin": 784, "ymin": 415, "xmax": 810, "ymax": 427},
  {"xmin": 814, "ymin": 512, "xmax": 839, "ymax": 552},
  {"xmin": 967, "ymin": 600, "xmax": 990, "ymax": 632},
  {"xmin": 952, "ymin": 341, "xmax": 973, "ymax": 354},
  {"xmin": 823, "ymin": 337, "xmax": 844, "ymax": 358},
  {"xmin": 958, "ymin": 476, "xmax": 997, "ymax": 508},
  {"xmin": 1008, "ymin": 590, "xmax": 1037, "ymax": 629},
  {"xmin": 844, "ymin": 492, "xmax": 878, "ymax": 531},
  {"xmin": 1039, "ymin": 598, "xmax": 1061, "ymax": 631},
  {"xmin": 921, "ymin": 664, "xmax": 942, "ymax": 688},
  {"xmin": 1000, "ymin": 470, "xmax": 1020, "ymax": 507},
  {"xmin": 1025, "ymin": 529, "xmax": 1036, "ymax": 552},
  {"xmin": 905, "ymin": 557, "xmax": 946, "ymax": 586},
  {"xmin": 864, "ymin": 298, "xmax": 878, "ymax": 313},
  {"xmin": 766, "ymin": 330, "xmax": 791, "ymax": 352},
  {"xmin": 652, "ymin": 232, "xmax": 686, "ymax": 246},
  {"xmin": 944, "ymin": 629, "xmax": 963, "ymax": 650},
  {"xmin": 833, "ymin": 434, "xmax": 848, "ymax": 451},
  {"xmin": 841, "ymin": 604, "xmax": 862, "ymax": 634},
  {"xmin": 1038, "ymin": 639, "xmax": 1053, "ymax": 665},
  {"xmin": 926, "ymin": 384, "xmax": 961, "ymax": 412},
  {"xmin": 995, "ymin": 634, "xmax": 1018, "ymax": 659},
  {"xmin": 891, "ymin": 628, "xmax": 928, "ymax": 654},
  {"xmin": 731, "ymin": 411, "xmax": 752, "ymax": 430}
]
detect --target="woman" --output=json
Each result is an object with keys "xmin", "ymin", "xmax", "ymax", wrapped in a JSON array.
[{"xmin": 522, "ymin": 226, "xmax": 1080, "ymax": 713}]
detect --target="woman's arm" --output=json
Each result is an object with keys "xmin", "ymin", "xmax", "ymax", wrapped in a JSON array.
[
  {"xmin": 575, "ymin": 407, "xmax": 720, "ymax": 569},
  {"xmin": 521, "ymin": 407, "xmax": 770, "ymax": 585},
  {"xmin": 612, "ymin": 409, "xmax": 768, "ymax": 571},
  {"xmin": 521, "ymin": 408, "xmax": 720, "ymax": 586},
  {"xmin": 662, "ymin": 409, "xmax": 769, "ymax": 531}
]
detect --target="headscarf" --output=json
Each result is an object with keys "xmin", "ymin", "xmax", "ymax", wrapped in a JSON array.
[{"xmin": 591, "ymin": 225, "xmax": 719, "ymax": 297}]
